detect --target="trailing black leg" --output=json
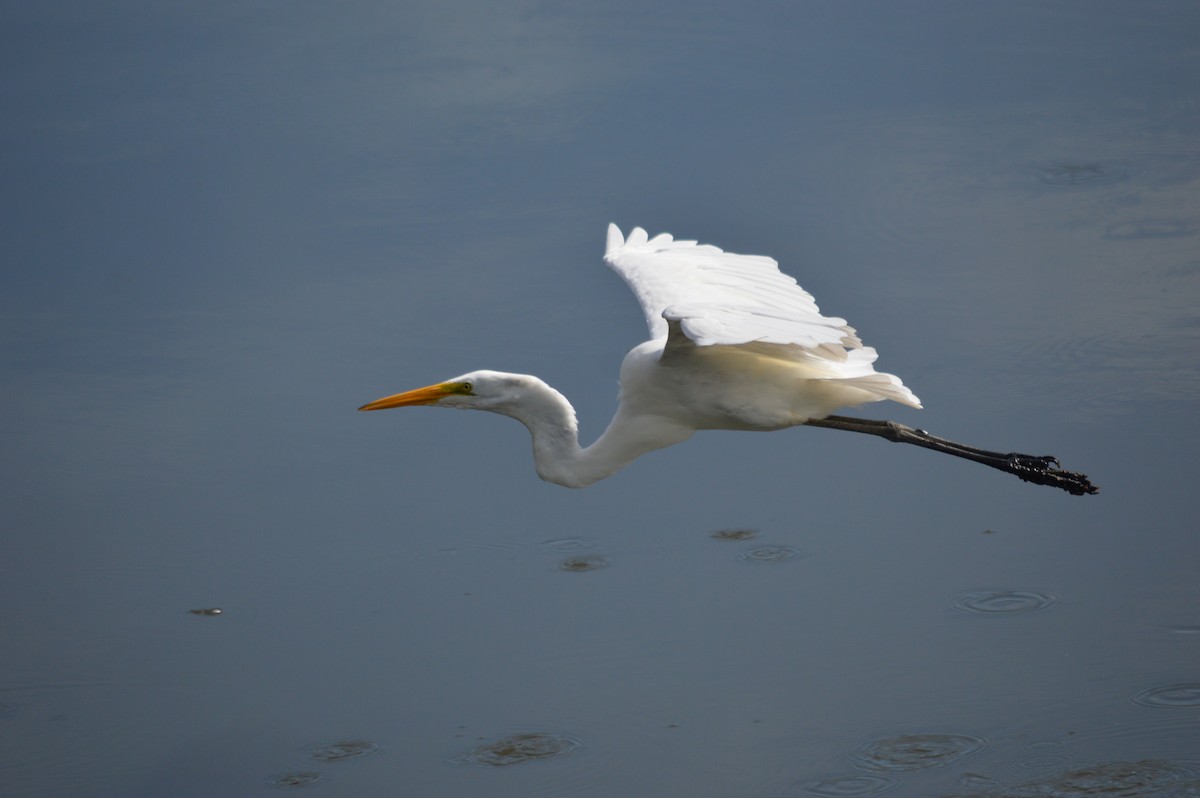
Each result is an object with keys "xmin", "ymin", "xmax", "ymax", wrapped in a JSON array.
[{"xmin": 804, "ymin": 415, "xmax": 1098, "ymax": 496}]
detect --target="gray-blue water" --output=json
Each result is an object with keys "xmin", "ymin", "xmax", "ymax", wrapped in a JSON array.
[{"xmin": 3, "ymin": 2, "xmax": 1199, "ymax": 796}]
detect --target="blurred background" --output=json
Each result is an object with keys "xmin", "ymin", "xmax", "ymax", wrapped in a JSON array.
[{"xmin": 2, "ymin": 2, "xmax": 1198, "ymax": 795}]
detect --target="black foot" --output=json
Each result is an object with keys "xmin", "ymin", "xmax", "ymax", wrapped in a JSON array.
[
  {"xmin": 805, "ymin": 415, "xmax": 1099, "ymax": 496},
  {"xmin": 1005, "ymin": 453, "xmax": 1099, "ymax": 496}
]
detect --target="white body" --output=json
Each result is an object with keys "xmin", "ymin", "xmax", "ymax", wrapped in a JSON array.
[{"xmin": 362, "ymin": 225, "xmax": 921, "ymax": 488}]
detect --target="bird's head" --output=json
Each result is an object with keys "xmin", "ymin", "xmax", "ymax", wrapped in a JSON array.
[{"xmin": 358, "ymin": 370, "xmax": 528, "ymax": 414}]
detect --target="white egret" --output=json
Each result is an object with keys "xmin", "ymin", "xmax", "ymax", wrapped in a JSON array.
[{"xmin": 361, "ymin": 225, "xmax": 1096, "ymax": 495}]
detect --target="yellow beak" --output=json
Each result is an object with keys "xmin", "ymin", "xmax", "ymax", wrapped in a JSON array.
[{"xmin": 358, "ymin": 382, "xmax": 453, "ymax": 411}]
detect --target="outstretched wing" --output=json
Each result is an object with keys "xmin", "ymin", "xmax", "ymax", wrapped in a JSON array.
[
  {"xmin": 603, "ymin": 224, "xmax": 861, "ymax": 349},
  {"xmin": 602, "ymin": 224, "xmax": 921, "ymax": 409}
]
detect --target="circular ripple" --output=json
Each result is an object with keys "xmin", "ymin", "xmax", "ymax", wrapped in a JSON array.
[
  {"xmin": 804, "ymin": 774, "xmax": 896, "ymax": 796},
  {"xmin": 1132, "ymin": 683, "xmax": 1200, "ymax": 708},
  {"xmin": 542, "ymin": 537, "xmax": 597, "ymax": 552},
  {"xmin": 738, "ymin": 544, "xmax": 804, "ymax": 563},
  {"xmin": 711, "ymin": 528, "xmax": 758, "ymax": 541},
  {"xmin": 951, "ymin": 590, "xmax": 1057, "ymax": 615},
  {"xmin": 270, "ymin": 771, "xmax": 323, "ymax": 788},
  {"xmin": 455, "ymin": 732, "xmax": 583, "ymax": 767},
  {"xmin": 308, "ymin": 739, "xmax": 380, "ymax": 762},
  {"xmin": 1038, "ymin": 760, "xmax": 1188, "ymax": 797},
  {"xmin": 851, "ymin": 733, "xmax": 985, "ymax": 772},
  {"xmin": 559, "ymin": 555, "xmax": 609, "ymax": 572}
]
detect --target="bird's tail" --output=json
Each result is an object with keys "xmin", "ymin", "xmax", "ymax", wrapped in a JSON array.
[
  {"xmin": 832, "ymin": 372, "xmax": 923, "ymax": 409},
  {"xmin": 811, "ymin": 346, "xmax": 923, "ymax": 409}
]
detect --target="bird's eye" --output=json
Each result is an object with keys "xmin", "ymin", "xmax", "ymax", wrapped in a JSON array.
[{"xmin": 460, "ymin": 382, "xmax": 473, "ymax": 394}]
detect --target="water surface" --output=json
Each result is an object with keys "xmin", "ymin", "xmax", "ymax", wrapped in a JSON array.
[{"xmin": 2, "ymin": 2, "xmax": 1199, "ymax": 796}]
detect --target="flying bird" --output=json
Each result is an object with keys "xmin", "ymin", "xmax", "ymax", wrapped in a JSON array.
[{"xmin": 360, "ymin": 225, "xmax": 1096, "ymax": 495}]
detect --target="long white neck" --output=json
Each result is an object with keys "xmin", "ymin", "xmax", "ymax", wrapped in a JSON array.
[{"xmin": 495, "ymin": 377, "xmax": 692, "ymax": 488}]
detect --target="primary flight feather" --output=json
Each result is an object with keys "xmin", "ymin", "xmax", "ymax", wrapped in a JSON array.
[{"xmin": 360, "ymin": 225, "xmax": 1097, "ymax": 495}]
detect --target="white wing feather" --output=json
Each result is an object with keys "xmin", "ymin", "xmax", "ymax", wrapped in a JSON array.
[
  {"xmin": 603, "ymin": 224, "xmax": 921, "ymax": 409},
  {"xmin": 603, "ymin": 224, "xmax": 859, "ymax": 348}
]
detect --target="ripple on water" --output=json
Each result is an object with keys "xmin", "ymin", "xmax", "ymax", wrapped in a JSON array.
[
  {"xmin": 1036, "ymin": 760, "xmax": 1192, "ymax": 798},
  {"xmin": 453, "ymin": 732, "xmax": 583, "ymax": 767},
  {"xmin": 711, "ymin": 528, "xmax": 758, "ymax": 541},
  {"xmin": 559, "ymin": 555, "xmax": 610, "ymax": 572},
  {"xmin": 803, "ymin": 774, "xmax": 897, "ymax": 796},
  {"xmin": 851, "ymin": 733, "xmax": 985, "ymax": 772},
  {"xmin": 958, "ymin": 771, "xmax": 1003, "ymax": 791},
  {"xmin": 270, "ymin": 771, "xmax": 323, "ymax": 788},
  {"xmin": 187, "ymin": 607, "xmax": 223, "ymax": 616},
  {"xmin": 1104, "ymin": 219, "xmax": 1197, "ymax": 240},
  {"xmin": 308, "ymin": 739, "xmax": 380, "ymax": 762},
  {"xmin": 1037, "ymin": 161, "xmax": 1137, "ymax": 187},
  {"xmin": 541, "ymin": 537, "xmax": 597, "ymax": 552},
  {"xmin": 951, "ymin": 590, "xmax": 1057, "ymax": 615},
  {"xmin": 1132, "ymin": 683, "xmax": 1200, "ymax": 708},
  {"xmin": 738, "ymin": 544, "xmax": 804, "ymax": 563}
]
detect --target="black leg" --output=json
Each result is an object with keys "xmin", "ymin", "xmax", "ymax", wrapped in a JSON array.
[{"xmin": 804, "ymin": 415, "xmax": 1098, "ymax": 496}]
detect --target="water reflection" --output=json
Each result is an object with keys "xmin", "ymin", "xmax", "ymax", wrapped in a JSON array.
[
  {"xmin": 804, "ymin": 774, "xmax": 897, "ymax": 796},
  {"xmin": 950, "ymin": 590, "xmax": 1057, "ymax": 615},
  {"xmin": 957, "ymin": 772, "xmax": 1003, "ymax": 791},
  {"xmin": 1036, "ymin": 762, "xmax": 1197, "ymax": 798},
  {"xmin": 737, "ymin": 544, "xmax": 805, "ymax": 563},
  {"xmin": 710, "ymin": 528, "xmax": 758, "ymax": 541},
  {"xmin": 1131, "ymin": 683, "xmax": 1200, "ymax": 708},
  {"xmin": 850, "ymin": 733, "xmax": 986, "ymax": 772},
  {"xmin": 269, "ymin": 771, "xmax": 323, "ymax": 788},
  {"xmin": 558, "ymin": 554, "xmax": 610, "ymax": 572},
  {"xmin": 542, "ymin": 537, "xmax": 598, "ymax": 552},
  {"xmin": 3, "ymin": 2, "xmax": 1199, "ymax": 795},
  {"xmin": 307, "ymin": 739, "xmax": 380, "ymax": 762},
  {"xmin": 451, "ymin": 732, "xmax": 584, "ymax": 767},
  {"xmin": 943, "ymin": 759, "xmax": 1198, "ymax": 798}
]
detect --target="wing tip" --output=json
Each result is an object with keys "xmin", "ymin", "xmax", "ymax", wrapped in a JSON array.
[
  {"xmin": 606, "ymin": 224, "xmax": 656, "ymax": 256},
  {"xmin": 605, "ymin": 223, "xmax": 624, "ymax": 257}
]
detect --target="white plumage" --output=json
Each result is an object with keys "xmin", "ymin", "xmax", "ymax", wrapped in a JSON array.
[
  {"xmin": 360, "ymin": 224, "xmax": 921, "ymax": 487},
  {"xmin": 603, "ymin": 224, "xmax": 921, "ymax": 418},
  {"xmin": 603, "ymin": 224, "xmax": 854, "ymax": 347}
]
